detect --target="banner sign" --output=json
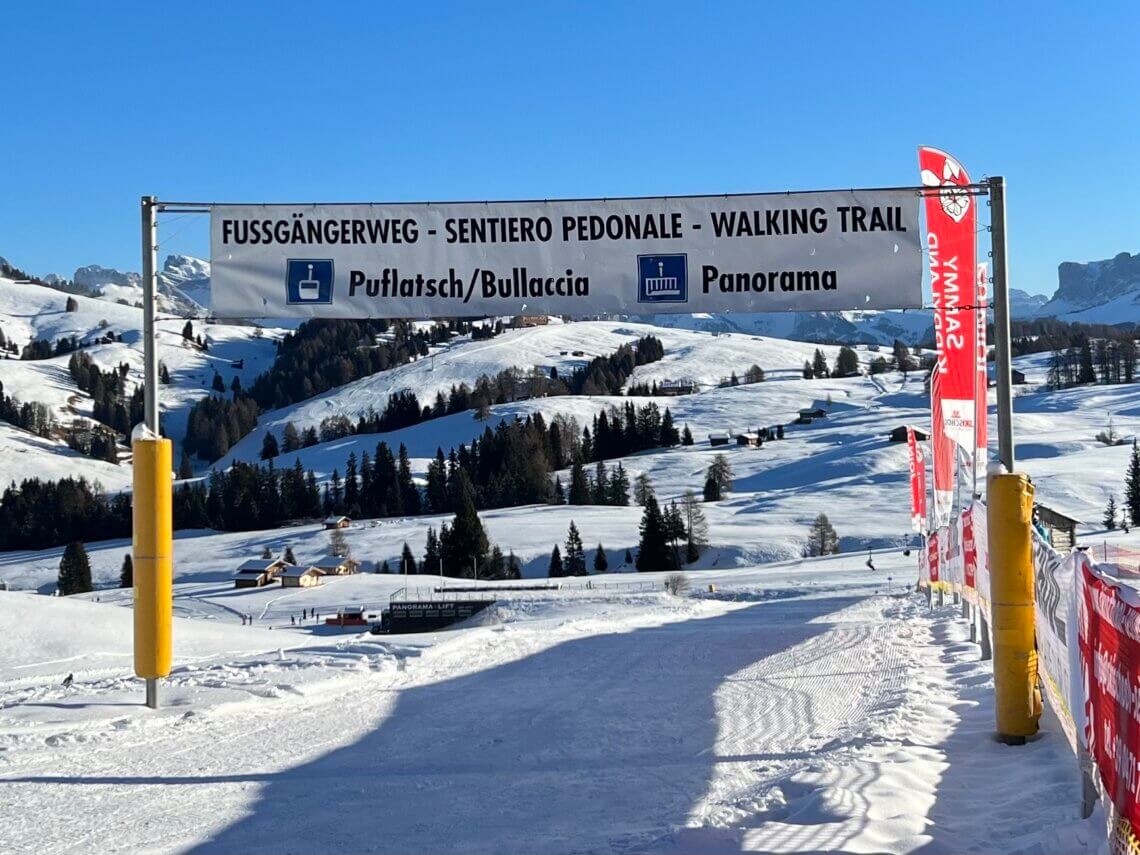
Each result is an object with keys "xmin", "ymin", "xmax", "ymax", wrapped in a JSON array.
[
  {"xmin": 930, "ymin": 368, "xmax": 954, "ymax": 525},
  {"xmin": 1034, "ymin": 531, "xmax": 1082, "ymax": 751},
  {"xmin": 209, "ymin": 191, "xmax": 923, "ymax": 319},
  {"xmin": 974, "ymin": 500, "xmax": 991, "ymax": 621},
  {"xmin": 962, "ymin": 505, "xmax": 977, "ymax": 595},
  {"xmin": 975, "ymin": 262, "xmax": 989, "ymax": 481},
  {"xmin": 927, "ymin": 530, "xmax": 940, "ymax": 586},
  {"xmin": 920, "ymin": 146, "xmax": 978, "ymax": 453},
  {"xmin": 1079, "ymin": 562, "xmax": 1140, "ymax": 830},
  {"xmin": 907, "ymin": 426, "xmax": 927, "ymax": 532}
]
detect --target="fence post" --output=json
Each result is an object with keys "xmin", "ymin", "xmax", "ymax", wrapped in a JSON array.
[
  {"xmin": 989, "ymin": 471, "xmax": 1041, "ymax": 743},
  {"xmin": 979, "ymin": 611, "xmax": 992, "ymax": 660}
]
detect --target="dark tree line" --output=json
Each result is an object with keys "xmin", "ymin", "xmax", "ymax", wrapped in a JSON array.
[
  {"xmin": 68, "ymin": 352, "xmax": 143, "ymax": 437},
  {"xmin": 185, "ymin": 318, "xmax": 501, "ymax": 461},
  {"xmin": 260, "ymin": 335, "xmax": 668, "ymax": 461},
  {"xmin": 0, "ymin": 379, "xmax": 53, "ymax": 437},
  {"xmin": 1046, "ymin": 334, "xmax": 1137, "ymax": 390}
]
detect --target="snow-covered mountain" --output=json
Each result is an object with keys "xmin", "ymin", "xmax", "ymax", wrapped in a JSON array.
[
  {"xmin": 41, "ymin": 256, "xmax": 211, "ymax": 315},
  {"xmin": 1035, "ymin": 251, "xmax": 1140, "ymax": 324},
  {"xmin": 634, "ymin": 308, "xmax": 935, "ymax": 345}
]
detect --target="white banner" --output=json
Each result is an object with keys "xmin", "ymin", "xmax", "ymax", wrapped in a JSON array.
[
  {"xmin": 209, "ymin": 190, "xmax": 923, "ymax": 318},
  {"xmin": 1032, "ymin": 530, "xmax": 1084, "ymax": 752}
]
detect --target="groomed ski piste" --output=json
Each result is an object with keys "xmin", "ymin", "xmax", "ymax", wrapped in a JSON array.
[
  {"xmin": 0, "ymin": 554, "xmax": 1102, "ymax": 854},
  {"xmin": 1, "ymin": 275, "xmax": 1134, "ymax": 852}
]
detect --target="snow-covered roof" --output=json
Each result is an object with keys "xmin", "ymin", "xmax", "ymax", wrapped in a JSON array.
[
  {"xmin": 237, "ymin": 558, "xmax": 281, "ymax": 572},
  {"xmin": 323, "ymin": 515, "xmax": 350, "ymax": 524},
  {"xmin": 312, "ymin": 554, "xmax": 351, "ymax": 569},
  {"xmin": 279, "ymin": 565, "xmax": 322, "ymax": 578}
]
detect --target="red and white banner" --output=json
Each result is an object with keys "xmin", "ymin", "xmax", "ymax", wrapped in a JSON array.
[
  {"xmin": 975, "ymin": 262, "xmax": 989, "ymax": 482},
  {"xmin": 1079, "ymin": 562, "xmax": 1140, "ymax": 833},
  {"xmin": 962, "ymin": 505, "xmax": 977, "ymax": 598},
  {"xmin": 927, "ymin": 530, "xmax": 940, "ymax": 587},
  {"xmin": 907, "ymin": 425, "xmax": 927, "ymax": 532},
  {"xmin": 920, "ymin": 147, "xmax": 978, "ymax": 457},
  {"xmin": 929, "ymin": 367, "xmax": 954, "ymax": 525}
]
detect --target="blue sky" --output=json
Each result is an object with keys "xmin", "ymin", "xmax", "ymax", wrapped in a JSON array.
[{"xmin": 3, "ymin": 2, "xmax": 1137, "ymax": 296}]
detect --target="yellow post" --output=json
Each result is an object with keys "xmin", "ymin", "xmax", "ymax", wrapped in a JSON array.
[
  {"xmin": 133, "ymin": 437, "xmax": 173, "ymax": 689},
  {"xmin": 988, "ymin": 471, "xmax": 1041, "ymax": 743}
]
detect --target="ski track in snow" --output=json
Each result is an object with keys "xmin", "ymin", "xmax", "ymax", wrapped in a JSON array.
[{"xmin": 0, "ymin": 585, "xmax": 1101, "ymax": 854}]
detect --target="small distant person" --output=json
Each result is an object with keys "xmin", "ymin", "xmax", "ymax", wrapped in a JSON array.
[
  {"xmin": 61, "ymin": 673, "xmax": 74, "ymax": 689},
  {"xmin": 866, "ymin": 557, "xmax": 876, "ymax": 571}
]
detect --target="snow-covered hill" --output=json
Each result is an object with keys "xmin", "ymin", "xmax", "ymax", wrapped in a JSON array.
[{"xmin": 0, "ymin": 274, "xmax": 283, "ymax": 487}]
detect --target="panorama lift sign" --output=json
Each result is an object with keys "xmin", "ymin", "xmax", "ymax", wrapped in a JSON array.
[{"xmin": 210, "ymin": 190, "xmax": 923, "ymax": 319}]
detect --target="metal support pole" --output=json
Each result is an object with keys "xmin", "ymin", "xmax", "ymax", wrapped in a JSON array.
[
  {"xmin": 142, "ymin": 197, "xmax": 160, "ymax": 438},
  {"xmin": 989, "ymin": 176, "xmax": 1015, "ymax": 472},
  {"xmin": 141, "ymin": 195, "xmax": 160, "ymax": 710}
]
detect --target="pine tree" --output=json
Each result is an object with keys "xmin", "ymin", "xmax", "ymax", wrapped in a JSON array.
[
  {"xmin": 660, "ymin": 409, "xmax": 679, "ymax": 446},
  {"xmin": 665, "ymin": 500, "xmax": 686, "ymax": 566},
  {"xmin": 57, "ymin": 541, "xmax": 92, "ymax": 595},
  {"xmin": 803, "ymin": 360, "xmax": 814, "ymax": 380},
  {"xmin": 592, "ymin": 461, "xmax": 609, "ymax": 504},
  {"xmin": 212, "ymin": 373, "xmax": 226, "ymax": 393},
  {"xmin": 1079, "ymin": 340, "xmax": 1096, "ymax": 384},
  {"xmin": 398, "ymin": 444, "xmax": 421, "ymax": 515},
  {"xmin": 593, "ymin": 543, "xmax": 608, "ymax": 573},
  {"xmin": 624, "ymin": 548, "xmax": 633, "ymax": 565},
  {"xmin": 1127, "ymin": 441, "xmax": 1140, "ymax": 526},
  {"xmin": 282, "ymin": 422, "xmax": 301, "ymax": 453},
  {"xmin": 65, "ymin": 296, "xmax": 79, "ymax": 312},
  {"xmin": 177, "ymin": 449, "xmax": 194, "ymax": 480},
  {"xmin": 160, "ymin": 363, "xmax": 171, "ymax": 384},
  {"xmin": 553, "ymin": 475, "xmax": 566, "ymax": 504},
  {"xmin": 636, "ymin": 496, "xmax": 673, "ymax": 573},
  {"xmin": 681, "ymin": 424, "xmax": 694, "ymax": 446},
  {"xmin": 486, "ymin": 544, "xmax": 505, "ymax": 578},
  {"xmin": 806, "ymin": 513, "xmax": 840, "ymax": 556},
  {"xmin": 378, "ymin": 560, "xmax": 390, "ymax": 574},
  {"xmin": 835, "ymin": 346, "xmax": 859, "ymax": 376},
  {"xmin": 568, "ymin": 460, "xmax": 591, "ymax": 504},
  {"xmin": 681, "ymin": 490, "xmax": 708, "ymax": 563},
  {"xmin": 892, "ymin": 339, "xmax": 913, "ymax": 375},
  {"xmin": 182, "ymin": 320, "xmax": 194, "ymax": 341},
  {"xmin": 260, "ymin": 545, "xmax": 273, "ymax": 559},
  {"xmin": 708, "ymin": 454, "xmax": 733, "ymax": 495},
  {"xmin": 423, "ymin": 526, "xmax": 441, "ymax": 575},
  {"xmin": 119, "ymin": 553, "xmax": 133, "ymax": 588},
  {"xmin": 505, "ymin": 550, "xmax": 522, "ymax": 580},
  {"xmin": 607, "ymin": 462, "xmax": 630, "ymax": 506},
  {"xmin": 397, "ymin": 541, "xmax": 416, "ymax": 574},
  {"xmin": 633, "ymin": 472, "xmax": 654, "ymax": 506},
  {"xmin": 441, "ymin": 473, "xmax": 489, "ymax": 576},
  {"xmin": 565, "ymin": 521, "xmax": 586, "ymax": 575},
  {"xmin": 548, "ymin": 544, "xmax": 564, "ymax": 578},
  {"xmin": 260, "ymin": 432, "xmax": 279, "ymax": 461},
  {"xmin": 1105, "ymin": 496, "xmax": 1118, "ymax": 531},
  {"xmin": 812, "ymin": 348, "xmax": 829, "ymax": 378}
]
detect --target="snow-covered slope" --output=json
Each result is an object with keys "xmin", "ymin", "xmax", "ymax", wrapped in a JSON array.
[
  {"xmin": 0, "ymin": 274, "xmax": 284, "ymax": 485},
  {"xmin": 0, "ymin": 555, "xmax": 1101, "ymax": 854}
]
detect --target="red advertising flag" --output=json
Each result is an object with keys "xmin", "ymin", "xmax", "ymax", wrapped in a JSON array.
[
  {"xmin": 975, "ymin": 262, "xmax": 989, "ymax": 481},
  {"xmin": 919, "ymin": 146, "xmax": 978, "ymax": 455},
  {"xmin": 929, "ymin": 366, "xmax": 954, "ymax": 525},
  {"xmin": 927, "ymin": 530, "xmax": 940, "ymax": 585},
  {"xmin": 907, "ymin": 425, "xmax": 927, "ymax": 531},
  {"xmin": 1079, "ymin": 564, "xmax": 1140, "ymax": 830},
  {"xmin": 962, "ymin": 505, "xmax": 976, "ymax": 591}
]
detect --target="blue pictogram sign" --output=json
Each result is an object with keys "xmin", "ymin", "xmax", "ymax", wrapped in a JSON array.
[
  {"xmin": 286, "ymin": 259, "xmax": 334, "ymax": 304},
  {"xmin": 637, "ymin": 254, "xmax": 687, "ymax": 304}
]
